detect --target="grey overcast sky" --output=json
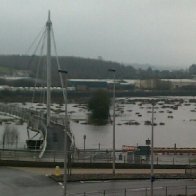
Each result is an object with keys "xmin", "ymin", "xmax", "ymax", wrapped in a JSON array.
[{"xmin": 1, "ymin": 0, "xmax": 196, "ymax": 68}]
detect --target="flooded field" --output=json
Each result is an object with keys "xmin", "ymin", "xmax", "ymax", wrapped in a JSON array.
[
  {"xmin": 0, "ymin": 96, "xmax": 196, "ymax": 150},
  {"xmin": 69, "ymin": 97, "xmax": 196, "ymax": 149}
]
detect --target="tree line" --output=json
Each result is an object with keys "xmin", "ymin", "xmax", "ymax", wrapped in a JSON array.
[{"xmin": 0, "ymin": 55, "xmax": 195, "ymax": 86}]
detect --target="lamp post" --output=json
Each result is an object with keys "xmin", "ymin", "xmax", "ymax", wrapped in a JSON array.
[
  {"xmin": 108, "ymin": 68, "xmax": 116, "ymax": 176},
  {"xmin": 83, "ymin": 134, "xmax": 86, "ymax": 151},
  {"xmin": 150, "ymin": 101, "xmax": 155, "ymax": 196},
  {"xmin": 58, "ymin": 69, "xmax": 68, "ymax": 196}
]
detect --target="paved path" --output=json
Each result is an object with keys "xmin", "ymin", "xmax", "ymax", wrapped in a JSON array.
[
  {"xmin": 0, "ymin": 167, "xmax": 63, "ymax": 196},
  {"xmin": 13, "ymin": 167, "xmax": 185, "ymax": 175},
  {"xmin": 2, "ymin": 167, "xmax": 196, "ymax": 196}
]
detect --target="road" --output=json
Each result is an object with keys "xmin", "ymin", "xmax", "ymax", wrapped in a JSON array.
[
  {"xmin": 0, "ymin": 167, "xmax": 63, "ymax": 196},
  {"xmin": 1, "ymin": 167, "xmax": 196, "ymax": 196}
]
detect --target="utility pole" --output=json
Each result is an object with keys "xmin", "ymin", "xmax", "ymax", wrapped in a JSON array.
[
  {"xmin": 46, "ymin": 10, "xmax": 52, "ymax": 126},
  {"xmin": 150, "ymin": 101, "xmax": 155, "ymax": 196},
  {"xmin": 58, "ymin": 69, "xmax": 68, "ymax": 196},
  {"xmin": 108, "ymin": 69, "xmax": 116, "ymax": 176},
  {"xmin": 83, "ymin": 134, "xmax": 86, "ymax": 151}
]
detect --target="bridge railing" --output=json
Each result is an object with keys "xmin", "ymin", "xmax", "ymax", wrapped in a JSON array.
[
  {"xmin": 0, "ymin": 103, "xmax": 76, "ymax": 155},
  {"xmin": 0, "ymin": 103, "xmax": 75, "ymax": 146},
  {"xmin": 0, "ymin": 103, "xmax": 35, "ymax": 122}
]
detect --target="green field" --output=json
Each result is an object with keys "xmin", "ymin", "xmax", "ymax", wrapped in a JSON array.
[{"xmin": 0, "ymin": 66, "xmax": 14, "ymax": 74}]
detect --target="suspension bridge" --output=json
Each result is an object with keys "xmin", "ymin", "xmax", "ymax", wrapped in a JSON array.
[{"xmin": 0, "ymin": 103, "xmax": 75, "ymax": 159}]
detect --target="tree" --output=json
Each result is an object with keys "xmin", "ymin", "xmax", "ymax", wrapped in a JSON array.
[
  {"xmin": 88, "ymin": 90, "xmax": 111, "ymax": 124},
  {"xmin": 189, "ymin": 64, "xmax": 196, "ymax": 75}
]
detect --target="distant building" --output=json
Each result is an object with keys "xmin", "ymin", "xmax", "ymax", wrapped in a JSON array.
[
  {"xmin": 134, "ymin": 146, "xmax": 151, "ymax": 163},
  {"xmin": 163, "ymin": 79, "xmax": 196, "ymax": 90},
  {"xmin": 68, "ymin": 80, "xmax": 107, "ymax": 91},
  {"xmin": 122, "ymin": 145, "xmax": 150, "ymax": 164},
  {"xmin": 107, "ymin": 82, "xmax": 135, "ymax": 91},
  {"xmin": 135, "ymin": 79, "xmax": 171, "ymax": 90},
  {"xmin": 135, "ymin": 79, "xmax": 157, "ymax": 89}
]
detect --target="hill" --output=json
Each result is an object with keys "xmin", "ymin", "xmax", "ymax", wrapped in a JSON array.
[{"xmin": 0, "ymin": 55, "xmax": 191, "ymax": 86}]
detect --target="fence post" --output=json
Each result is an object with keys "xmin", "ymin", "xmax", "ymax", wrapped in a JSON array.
[
  {"xmin": 145, "ymin": 188, "xmax": 147, "ymax": 196},
  {"xmin": 84, "ymin": 192, "xmax": 86, "ymax": 196},
  {"xmin": 124, "ymin": 188, "xmax": 126, "ymax": 196},
  {"xmin": 165, "ymin": 186, "xmax": 167, "ymax": 196},
  {"xmin": 103, "ymin": 190, "xmax": 105, "ymax": 196},
  {"xmin": 53, "ymin": 151, "xmax": 56, "ymax": 163}
]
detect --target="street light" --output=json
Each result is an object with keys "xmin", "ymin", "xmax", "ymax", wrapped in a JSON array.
[
  {"xmin": 58, "ymin": 69, "xmax": 68, "ymax": 74},
  {"xmin": 58, "ymin": 69, "xmax": 68, "ymax": 196},
  {"xmin": 150, "ymin": 101, "xmax": 156, "ymax": 196},
  {"xmin": 83, "ymin": 134, "xmax": 86, "ymax": 151},
  {"xmin": 108, "ymin": 68, "xmax": 116, "ymax": 176}
]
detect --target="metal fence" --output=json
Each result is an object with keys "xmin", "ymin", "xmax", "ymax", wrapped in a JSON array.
[
  {"xmin": 67, "ymin": 185, "xmax": 196, "ymax": 196},
  {"xmin": 0, "ymin": 148, "xmax": 196, "ymax": 166}
]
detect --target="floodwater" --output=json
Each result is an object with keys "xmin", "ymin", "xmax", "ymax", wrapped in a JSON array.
[
  {"xmin": 70, "ymin": 97, "xmax": 196, "ymax": 149},
  {"xmin": 0, "ymin": 96, "xmax": 196, "ymax": 150}
]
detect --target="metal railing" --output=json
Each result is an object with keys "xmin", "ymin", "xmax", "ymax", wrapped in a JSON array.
[
  {"xmin": 0, "ymin": 148, "xmax": 64, "ymax": 162},
  {"xmin": 67, "ymin": 185, "xmax": 196, "ymax": 196},
  {"xmin": 0, "ymin": 148, "xmax": 196, "ymax": 166}
]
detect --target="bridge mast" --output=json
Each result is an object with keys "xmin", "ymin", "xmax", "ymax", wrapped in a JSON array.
[{"xmin": 46, "ymin": 11, "xmax": 52, "ymax": 126}]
